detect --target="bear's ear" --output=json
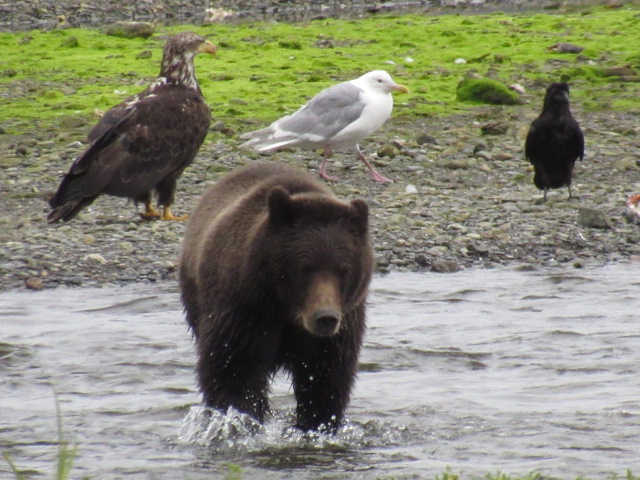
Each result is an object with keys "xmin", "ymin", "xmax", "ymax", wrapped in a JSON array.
[
  {"xmin": 349, "ymin": 199, "xmax": 369, "ymax": 236},
  {"xmin": 267, "ymin": 186, "xmax": 294, "ymax": 226}
]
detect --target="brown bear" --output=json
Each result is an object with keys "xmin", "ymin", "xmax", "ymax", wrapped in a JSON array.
[{"xmin": 179, "ymin": 162, "xmax": 373, "ymax": 432}]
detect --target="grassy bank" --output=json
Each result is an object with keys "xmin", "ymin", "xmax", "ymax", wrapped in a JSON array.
[{"xmin": 0, "ymin": 4, "xmax": 638, "ymax": 140}]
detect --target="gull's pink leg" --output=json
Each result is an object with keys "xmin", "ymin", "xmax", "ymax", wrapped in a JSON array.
[
  {"xmin": 318, "ymin": 147, "xmax": 339, "ymax": 181},
  {"xmin": 356, "ymin": 145, "xmax": 393, "ymax": 183}
]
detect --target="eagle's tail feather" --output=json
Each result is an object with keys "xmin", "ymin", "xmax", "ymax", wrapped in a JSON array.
[{"xmin": 47, "ymin": 196, "xmax": 97, "ymax": 223}]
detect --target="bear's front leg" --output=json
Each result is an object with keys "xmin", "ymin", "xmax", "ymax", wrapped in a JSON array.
[
  {"xmin": 197, "ymin": 317, "xmax": 280, "ymax": 423},
  {"xmin": 290, "ymin": 333, "xmax": 361, "ymax": 432},
  {"xmin": 198, "ymin": 351, "xmax": 270, "ymax": 422}
]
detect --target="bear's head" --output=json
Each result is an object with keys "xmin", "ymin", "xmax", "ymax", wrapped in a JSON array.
[{"xmin": 260, "ymin": 186, "xmax": 373, "ymax": 337}]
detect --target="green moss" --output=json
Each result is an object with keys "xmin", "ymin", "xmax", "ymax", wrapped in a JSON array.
[
  {"xmin": 0, "ymin": 5, "xmax": 639, "ymax": 135},
  {"xmin": 277, "ymin": 38, "xmax": 303, "ymax": 49},
  {"xmin": 456, "ymin": 77, "xmax": 520, "ymax": 105},
  {"xmin": 60, "ymin": 36, "xmax": 79, "ymax": 48},
  {"xmin": 40, "ymin": 89, "xmax": 63, "ymax": 99}
]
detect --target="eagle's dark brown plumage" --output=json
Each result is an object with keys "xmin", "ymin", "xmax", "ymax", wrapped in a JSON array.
[
  {"xmin": 48, "ymin": 32, "xmax": 215, "ymax": 223},
  {"xmin": 525, "ymin": 82, "xmax": 584, "ymax": 202}
]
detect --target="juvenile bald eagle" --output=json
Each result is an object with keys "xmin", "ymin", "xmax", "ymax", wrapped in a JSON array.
[
  {"xmin": 525, "ymin": 82, "xmax": 584, "ymax": 202},
  {"xmin": 48, "ymin": 32, "xmax": 216, "ymax": 223}
]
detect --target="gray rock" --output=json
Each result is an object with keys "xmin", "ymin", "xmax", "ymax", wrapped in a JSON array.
[
  {"xmin": 548, "ymin": 42, "xmax": 584, "ymax": 53},
  {"xmin": 104, "ymin": 21, "xmax": 154, "ymax": 39},
  {"xmin": 480, "ymin": 122, "xmax": 508, "ymax": 135},
  {"xmin": 474, "ymin": 150, "xmax": 492, "ymax": 161},
  {"xmin": 578, "ymin": 208, "xmax": 612, "ymax": 230},
  {"xmin": 493, "ymin": 152, "xmax": 514, "ymax": 161},
  {"xmin": 25, "ymin": 277, "xmax": 44, "ymax": 290},
  {"xmin": 377, "ymin": 144, "xmax": 396, "ymax": 158},
  {"xmin": 84, "ymin": 253, "xmax": 108, "ymax": 265},
  {"xmin": 414, "ymin": 253, "xmax": 429, "ymax": 268},
  {"xmin": 416, "ymin": 133, "xmax": 437, "ymax": 145},
  {"xmin": 431, "ymin": 259, "xmax": 460, "ymax": 273},
  {"xmin": 427, "ymin": 246, "xmax": 449, "ymax": 257}
]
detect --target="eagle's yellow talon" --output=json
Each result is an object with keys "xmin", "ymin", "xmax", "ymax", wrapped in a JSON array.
[
  {"xmin": 140, "ymin": 201, "xmax": 161, "ymax": 220},
  {"xmin": 161, "ymin": 207, "xmax": 188, "ymax": 221}
]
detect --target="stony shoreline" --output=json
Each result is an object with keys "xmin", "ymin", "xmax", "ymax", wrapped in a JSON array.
[
  {"xmin": 0, "ymin": 0, "xmax": 611, "ymax": 32},
  {"xmin": 2, "ymin": 101, "xmax": 639, "ymax": 291}
]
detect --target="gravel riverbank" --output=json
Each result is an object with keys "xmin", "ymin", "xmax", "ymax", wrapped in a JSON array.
[
  {"xmin": 2, "ymin": 102, "xmax": 639, "ymax": 291},
  {"xmin": 0, "ymin": 0, "xmax": 611, "ymax": 31}
]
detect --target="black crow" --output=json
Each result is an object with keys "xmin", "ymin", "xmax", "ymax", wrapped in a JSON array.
[{"xmin": 525, "ymin": 82, "xmax": 584, "ymax": 201}]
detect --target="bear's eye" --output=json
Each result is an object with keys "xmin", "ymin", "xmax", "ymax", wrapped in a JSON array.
[
  {"xmin": 301, "ymin": 265, "xmax": 315, "ymax": 276},
  {"xmin": 337, "ymin": 264, "xmax": 350, "ymax": 277}
]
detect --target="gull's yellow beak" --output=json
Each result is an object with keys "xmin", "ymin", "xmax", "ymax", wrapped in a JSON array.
[
  {"xmin": 198, "ymin": 40, "xmax": 217, "ymax": 55},
  {"xmin": 392, "ymin": 83, "xmax": 409, "ymax": 94}
]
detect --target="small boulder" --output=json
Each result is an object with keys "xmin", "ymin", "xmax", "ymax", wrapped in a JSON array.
[
  {"xmin": 578, "ymin": 207, "xmax": 612, "ymax": 229},
  {"xmin": 416, "ymin": 133, "xmax": 437, "ymax": 145},
  {"xmin": 25, "ymin": 277, "xmax": 44, "ymax": 290},
  {"xmin": 456, "ymin": 77, "xmax": 520, "ymax": 105},
  {"xmin": 431, "ymin": 259, "xmax": 461, "ymax": 273},
  {"xmin": 204, "ymin": 8, "xmax": 234, "ymax": 23},
  {"xmin": 377, "ymin": 144, "xmax": 396, "ymax": 158},
  {"xmin": 601, "ymin": 65, "xmax": 638, "ymax": 82},
  {"xmin": 481, "ymin": 122, "xmax": 509, "ymax": 135},
  {"xmin": 84, "ymin": 253, "xmax": 108, "ymax": 265},
  {"xmin": 104, "ymin": 22, "xmax": 155, "ymax": 39},
  {"xmin": 414, "ymin": 253, "xmax": 429, "ymax": 268},
  {"xmin": 548, "ymin": 42, "xmax": 584, "ymax": 54}
]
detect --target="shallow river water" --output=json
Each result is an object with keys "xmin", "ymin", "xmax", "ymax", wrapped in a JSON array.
[{"xmin": 1, "ymin": 263, "xmax": 639, "ymax": 479}]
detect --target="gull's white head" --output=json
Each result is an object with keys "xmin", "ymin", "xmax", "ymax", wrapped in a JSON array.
[{"xmin": 359, "ymin": 70, "xmax": 409, "ymax": 95}]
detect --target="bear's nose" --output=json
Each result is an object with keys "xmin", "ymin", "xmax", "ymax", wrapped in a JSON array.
[{"xmin": 311, "ymin": 309, "xmax": 341, "ymax": 336}]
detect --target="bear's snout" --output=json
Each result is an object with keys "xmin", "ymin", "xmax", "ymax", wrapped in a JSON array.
[
  {"xmin": 311, "ymin": 308, "xmax": 342, "ymax": 336},
  {"xmin": 300, "ymin": 272, "xmax": 343, "ymax": 337}
]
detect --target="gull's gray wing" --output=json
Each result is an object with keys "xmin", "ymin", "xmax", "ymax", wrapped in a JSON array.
[{"xmin": 277, "ymin": 81, "xmax": 366, "ymax": 141}]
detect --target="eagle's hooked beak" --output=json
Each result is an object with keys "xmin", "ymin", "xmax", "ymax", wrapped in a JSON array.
[{"xmin": 198, "ymin": 40, "xmax": 217, "ymax": 55}]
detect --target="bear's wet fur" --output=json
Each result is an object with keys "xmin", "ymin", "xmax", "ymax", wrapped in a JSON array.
[{"xmin": 180, "ymin": 162, "xmax": 373, "ymax": 432}]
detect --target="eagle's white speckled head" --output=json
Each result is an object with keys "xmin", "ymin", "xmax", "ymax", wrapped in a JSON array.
[{"xmin": 159, "ymin": 32, "xmax": 216, "ymax": 92}]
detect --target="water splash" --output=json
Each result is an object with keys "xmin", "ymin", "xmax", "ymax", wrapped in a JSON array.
[
  {"xmin": 178, "ymin": 406, "xmax": 264, "ymax": 449},
  {"xmin": 177, "ymin": 404, "xmax": 413, "ymax": 455}
]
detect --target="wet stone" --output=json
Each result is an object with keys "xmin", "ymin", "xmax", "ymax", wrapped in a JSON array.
[
  {"xmin": 578, "ymin": 208, "xmax": 612, "ymax": 230},
  {"xmin": 24, "ymin": 277, "xmax": 44, "ymax": 290},
  {"xmin": 416, "ymin": 133, "xmax": 438, "ymax": 145},
  {"xmin": 431, "ymin": 259, "xmax": 460, "ymax": 273}
]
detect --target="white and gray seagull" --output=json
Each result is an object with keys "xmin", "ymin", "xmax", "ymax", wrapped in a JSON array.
[{"xmin": 239, "ymin": 70, "xmax": 408, "ymax": 183}]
